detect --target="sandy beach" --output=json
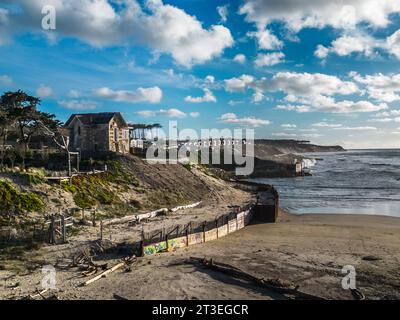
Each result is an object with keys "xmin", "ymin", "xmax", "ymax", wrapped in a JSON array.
[{"xmin": 1, "ymin": 210, "xmax": 399, "ymax": 300}]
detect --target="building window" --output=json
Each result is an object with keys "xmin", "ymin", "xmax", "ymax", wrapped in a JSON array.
[
  {"xmin": 78, "ymin": 126, "xmax": 81, "ymax": 136},
  {"xmin": 114, "ymin": 127, "xmax": 118, "ymax": 142},
  {"xmin": 123, "ymin": 129, "xmax": 129, "ymax": 140}
]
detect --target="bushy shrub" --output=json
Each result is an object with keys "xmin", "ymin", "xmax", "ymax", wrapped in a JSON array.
[{"xmin": 0, "ymin": 180, "xmax": 44, "ymax": 215}]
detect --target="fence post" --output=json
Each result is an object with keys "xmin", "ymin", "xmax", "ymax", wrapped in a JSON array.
[
  {"xmin": 61, "ymin": 214, "xmax": 66, "ymax": 244},
  {"xmin": 49, "ymin": 214, "xmax": 56, "ymax": 245},
  {"xmin": 202, "ymin": 221, "xmax": 206, "ymax": 243},
  {"xmin": 236, "ymin": 212, "xmax": 238, "ymax": 230},
  {"xmin": 92, "ymin": 210, "xmax": 96, "ymax": 227},
  {"xmin": 186, "ymin": 222, "xmax": 191, "ymax": 247},
  {"xmin": 100, "ymin": 220, "xmax": 103, "ymax": 241},
  {"xmin": 215, "ymin": 218, "xmax": 219, "ymax": 239}
]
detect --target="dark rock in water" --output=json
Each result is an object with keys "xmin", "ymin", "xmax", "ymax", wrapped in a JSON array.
[{"xmin": 362, "ymin": 255, "xmax": 382, "ymax": 261}]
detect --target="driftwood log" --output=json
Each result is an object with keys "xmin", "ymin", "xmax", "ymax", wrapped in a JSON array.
[
  {"xmin": 170, "ymin": 201, "xmax": 202, "ymax": 213},
  {"xmin": 188, "ymin": 257, "xmax": 325, "ymax": 300},
  {"xmin": 83, "ymin": 262, "xmax": 126, "ymax": 286},
  {"xmin": 102, "ymin": 208, "xmax": 168, "ymax": 227}
]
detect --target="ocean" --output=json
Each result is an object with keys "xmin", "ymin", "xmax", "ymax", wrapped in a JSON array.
[{"xmin": 253, "ymin": 149, "xmax": 400, "ymax": 217}]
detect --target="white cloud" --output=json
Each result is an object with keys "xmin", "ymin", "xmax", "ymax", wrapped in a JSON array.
[
  {"xmin": 36, "ymin": 85, "xmax": 53, "ymax": 98},
  {"xmin": 233, "ymin": 54, "xmax": 246, "ymax": 64},
  {"xmin": 0, "ymin": 75, "xmax": 13, "ymax": 86},
  {"xmin": 225, "ymin": 72, "xmax": 386, "ymax": 113},
  {"xmin": 224, "ymin": 74, "xmax": 255, "ymax": 92},
  {"xmin": 351, "ymin": 72, "xmax": 400, "ymax": 102},
  {"xmin": 313, "ymin": 99, "xmax": 387, "ymax": 113},
  {"xmin": 334, "ymin": 126, "xmax": 377, "ymax": 131},
  {"xmin": 189, "ymin": 112, "xmax": 200, "ymax": 118},
  {"xmin": 276, "ymin": 104, "xmax": 311, "ymax": 113},
  {"xmin": 3, "ymin": 0, "xmax": 234, "ymax": 67},
  {"xmin": 219, "ymin": 113, "xmax": 271, "ymax": 127},
  {"xmin": 370, "ymin": 110, "xmax": 400, "ymax": 123},
  {"xmin": 370, "ymin": 117, "xmax": 393, "ymax": 123},
  {"xmin": 387, "ymin": 30, "xmax": 400, "ymax": 59},
  {"xmin": 159, "ymin": 108, "xmax": 187, "ymax": 118},
  {"xmin": 184, "ymin": 88, "xmax": 216, "ymax": 103},
  {"xmin": 374, "ymin": 109, "xmax": 400, "ymax": 117},
  {"xmin": 316, "ymin": 29, "xmax": 400, "ymax": 61},
  {"xmin": 272, "ymin": 132, "xmax": 297, "ymax": 137},
  {"xmin": 277, "ymin": 99, "xmax": 386, "ymax": 114},
  {"xmin": 205, "ymin": 75, "xmax": 215, "ymax": 84},
  {"xmin": 0, "ymin": 8, "xmax": 10, "ymax": 45},
  {"xmin": 217, "ymin": 5, "xmax": 229, "ymax": 23},
  {"xmin": 272, "ymin": 132, "xmax": 323, "ymax": 139},
  {"xmin": 331, "ymin": 34, "xmax": 378, "ymax": 57},
  {"xmin": 228, "ymin": 100, "xmax": 244, "ymax": 106},
  {"xmin": 252, "ymin": 72, "xmax": 360, "ymax": 101},
  {"xmin": 58, "ymin": 100, "xmax": 97, "ymax": 110},
  {"xmin": 68, "ymin": 90, "xmax": 80, "ymax": 98},
  {"xmin": 136, "ymin": 110, "xmax": 157, "ymax": 117},
  {"xmin": 281, "ymin": 124, "xmax": 297, "ymax": 128},
  {"xmin": 252, "ymin": 91, "xmax": 264, "ymax": 103},
  {"xmin": 302, "ymin": 133, "xmax": 323, "ymax": 138},
  {"xmin": 247, "ymin": 28, "xmax": 283, "ymax": 50},
  {"xmin": 94, "ymin": 86, "xmax": 162, "ymax": 103},
  {"xmin": 137, "ymin": 108, "xmax": 187, "ymax": 118},
  {"xmin": 239, "ymin": 0, "xmax": 400, "ymax": 32},
  {"xmin": 314, "ymin": 45, "xmax": 329, "ymax": 59},
  {"xmin": 312, "ymin": 122, "xmax": 342, "ymax": 128},
  {"xmin": 254, "ymin": 52, "xmax": 285, "ymax": 67}
]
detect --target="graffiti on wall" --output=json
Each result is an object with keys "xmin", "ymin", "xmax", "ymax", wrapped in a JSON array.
[
  {"xmin": 143, "ymin": 209, "xmax": 253, "ymax": 256},
  {"xmin": 143, "ymin": 241, "xmax": 167, "ymax": 256},
  {"xmin": 167, "ymin": 236, "xmax": 188, "ymax": 252}
]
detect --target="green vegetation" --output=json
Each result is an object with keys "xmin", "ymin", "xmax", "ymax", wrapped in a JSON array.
[
  {"xmin": 145, "ymin": 189, "xmax": 187, "ymax": 208},
  {"xmin": 61, "ymin": 160, "xmax": 142, "ymax": 210},
  {"xmin": 0, "ymin": 179, "xmax": 44, "ymax": 215},
  {"xmin": 0, "ymin": 90, "xmax": 61, "ymax": 170},
  {"xmin": 105, "ymin": 160, "xmax": 140, "ymax": 186},
  {"xmin": 182, "ymin": 162, "xmax": 193, "ymax": 172},
  {"xmin": 18, "ymin": 168, "xmax": 47, "ymax": 185}
]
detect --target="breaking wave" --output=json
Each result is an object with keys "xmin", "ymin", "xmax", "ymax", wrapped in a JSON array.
[{"xmin": 254, "ymin": 149, "xmax": 400, "ymax": 217}]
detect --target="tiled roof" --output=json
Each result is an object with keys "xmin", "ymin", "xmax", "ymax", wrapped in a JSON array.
[{"xmin": 65, "ymin": 112, "xmax": 127, "ymax": 127}]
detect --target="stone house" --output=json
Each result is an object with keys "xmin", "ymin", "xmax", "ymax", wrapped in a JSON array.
[{"xmin": 65, "ymin": 112, "xmax": 130, "ymax": 154}]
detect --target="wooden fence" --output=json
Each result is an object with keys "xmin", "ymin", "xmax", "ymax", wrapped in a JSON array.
[
  {"xmin": 0, "ymin": 214, "xmax": 73, "ymax": 246},
  {"xmin": 140, "ymin": 203, "xmax": 254, "ymax": 256}
]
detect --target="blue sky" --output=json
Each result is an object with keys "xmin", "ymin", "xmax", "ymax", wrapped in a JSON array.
[{"xmin": 1, "ymin": 0, "xmax": 400, "ymax": 148}]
